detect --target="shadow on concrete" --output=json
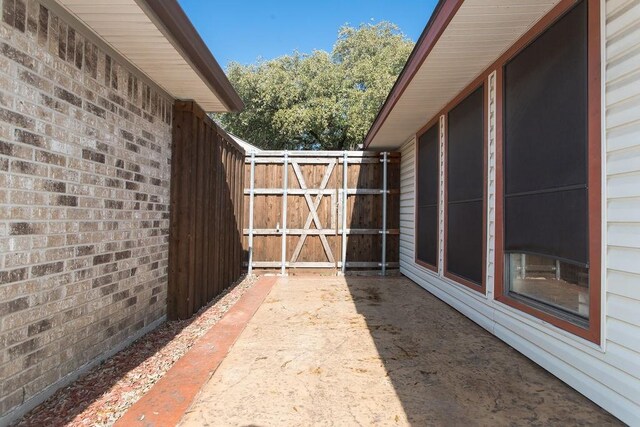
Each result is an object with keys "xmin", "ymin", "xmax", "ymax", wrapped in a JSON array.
[{"xmin": 342, "ymin": 275, "xmax": 620, "ymax": 425}]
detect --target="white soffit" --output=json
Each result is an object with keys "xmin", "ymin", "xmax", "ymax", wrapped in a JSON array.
[
  {"xmin": 56, "ymin": 0, "xmax": 228, "ymax": 112},
  {"xmin": 369, "ymin": 0, "xmax": 562, "ymax": 149}
]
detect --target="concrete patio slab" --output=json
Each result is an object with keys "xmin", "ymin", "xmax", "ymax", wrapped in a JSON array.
[{"xmin": 179, "ymin": 276, "xmax": 620, "ymax": 426}]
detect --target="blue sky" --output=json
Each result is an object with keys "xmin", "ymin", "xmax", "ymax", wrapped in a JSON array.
[{"xmin": 178, "ymin": 0, "xmax": 438, "ymax": 70}]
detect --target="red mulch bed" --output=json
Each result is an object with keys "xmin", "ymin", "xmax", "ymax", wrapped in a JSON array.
[{"xmin": 14, "ymin": 275, "xmax": 258, "ymax": 427}]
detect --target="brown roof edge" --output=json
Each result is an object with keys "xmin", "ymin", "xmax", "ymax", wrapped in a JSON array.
[
  {"xmin": 137, "ymin": 0, "xmax": 244, "ymax": 112},
  {"xmin": 363, "ymin": 0, "xmax": 462, "ymax": 149}
]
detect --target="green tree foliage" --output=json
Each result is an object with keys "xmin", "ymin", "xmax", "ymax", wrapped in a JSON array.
[{"xmin": 215, "ymin": 22, "xmax": 414, "ymax": 150}]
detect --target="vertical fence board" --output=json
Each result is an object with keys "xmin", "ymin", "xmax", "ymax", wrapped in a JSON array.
[
  {"xmin": 210, "ymin": 126, "xmax": 218, "ymax": 297},
  {"xmin": 228, "ymin": 148, "xmax": 234, "ymax": 280},
  {"xmin": 194, "ymin": 116, "xmax": 204, "ymax": 311},
  {"xmin": 236, "ymin": 150, "xmax": 244, "ymax": 278},
  {"xmin": 223, "ymin": 143, "xmax": 231, "ymax": 287},
  {"xmin": 168, "ymin": 101, "xmax": 245, "ymax": 320},
  {"xmin": 186, "ymin": 110, "xmax": 198, "ymax": 316},
  {"xmin": 203, "ymin": 123, "xmax": 212, "ymax": 302},
  {"xmin": 213, "ymin": 139, "xmax": 222, "ymax": 297},
  {"xmin": 179, "ymin": 108, "xmax": 194, "ymax": 317}
]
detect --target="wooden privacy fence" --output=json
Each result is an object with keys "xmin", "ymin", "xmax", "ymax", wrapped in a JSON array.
[
  {"xmin": 168, "ymin": 101, "xmax": 245, "ymax": 319},
  {"xmin": 244, "ymin": 151, "xmax": 400, "ymax": 274}
]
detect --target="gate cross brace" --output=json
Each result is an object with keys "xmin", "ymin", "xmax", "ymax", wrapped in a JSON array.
[{"xmin": 290, "ymin": 160, "xmax": 336, "ymax": 264}]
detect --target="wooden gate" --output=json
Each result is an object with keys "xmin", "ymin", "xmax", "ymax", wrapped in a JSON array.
[{"xmin": 243, "ymin": 151, "xmax": 400, "ymax": 274}]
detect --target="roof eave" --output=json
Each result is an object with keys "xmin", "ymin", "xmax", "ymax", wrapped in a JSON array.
[
  {"xmin": 363, "ymin": 0, "xmax": 462, "ymax": 149},
  {"xmin": 136, "ymin": 0, "xmax": 244, "ymax": 112}
]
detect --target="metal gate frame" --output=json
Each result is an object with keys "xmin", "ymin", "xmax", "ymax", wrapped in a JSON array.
[{"xmin": 244, "ymin": 150, "xmax": 399, "ymax": 275}]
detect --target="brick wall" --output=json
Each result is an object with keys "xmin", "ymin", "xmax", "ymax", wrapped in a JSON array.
[{"xmin": 0, "ymin": 0, "xmax": 173, "ymax": 418}]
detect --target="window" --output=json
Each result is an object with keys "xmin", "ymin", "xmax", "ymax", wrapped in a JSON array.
[
  {"xmin": 507, "ymin": 254, "xmax": 589, "ymax": 319},
  {"xmin": 497, "ymin": 0, "xmax": 601, "ymax": 341},
  {"xmin": 416, "ymin": 122, "xmax": 439, "ymax": 270},
  {"xmin": 446, "ymin": 86, "xmax": 485, "ymax": 289}
]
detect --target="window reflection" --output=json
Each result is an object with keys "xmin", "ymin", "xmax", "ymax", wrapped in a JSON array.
[{"xmin": 507, "ymin": 253, "xmax": 589, "ymax": 320}]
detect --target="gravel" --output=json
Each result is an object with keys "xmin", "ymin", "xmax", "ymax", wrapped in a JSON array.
[{"xmin": 14, "ymin": 275, "xmax": 258, "ymax": 427}]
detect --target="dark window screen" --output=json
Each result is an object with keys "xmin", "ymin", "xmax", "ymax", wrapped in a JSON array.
[
  {"xmin": 447, "ymin": 86, "xmax": 484, "ymax": 284},
  {"xmin": 503, "ymin": 0, "xmax": 589, "ymax": 266},
  {"xmin": 417, "ymin": 124, "xmax": 439, "ymax": 267}
]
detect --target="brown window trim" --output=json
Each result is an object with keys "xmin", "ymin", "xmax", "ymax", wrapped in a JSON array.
[
  {"xmin": 414, "ymin": 115, "xmax": 441, "ymax": 273},
  {"xmin": 416, "ymin": 258, "xmax": 439, "ymax": 274},
  {"xmin": 494, "ymin": 0, "xmax": 602, "ymax": 344},
  {"xmin": 442, "ymin": 83, "xmax": 488, "ymax": 295}
]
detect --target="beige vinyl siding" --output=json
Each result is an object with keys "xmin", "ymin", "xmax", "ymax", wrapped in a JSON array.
[
  {"xmin": 604, "ymin": 0, "xmax": 640, "ymax": 394},
  {"xmin": 397, "ymin": 1, "xmax": 640, "ymax": 424},
  {"xmin": 399, "ymin": 138, "xmax": 415, "ymax": 262}
]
